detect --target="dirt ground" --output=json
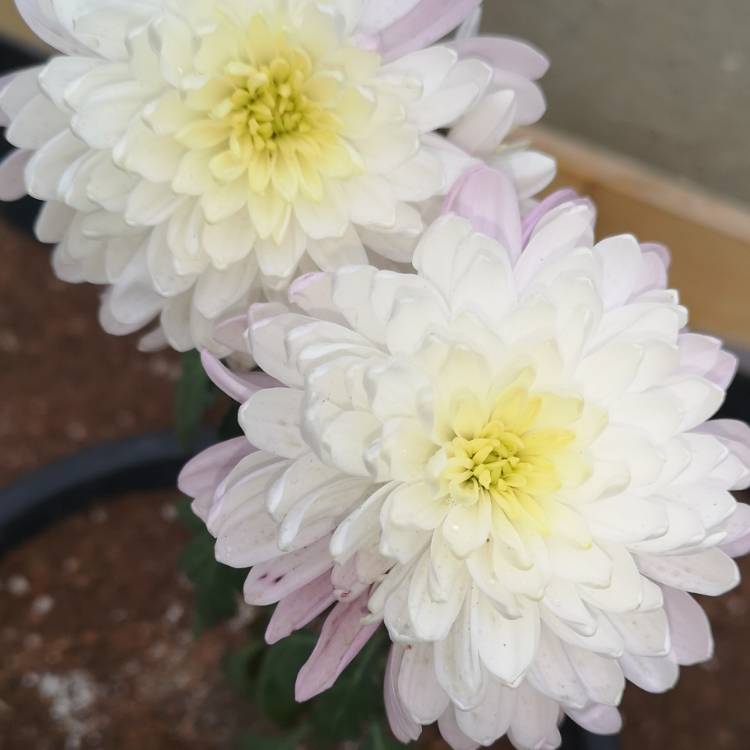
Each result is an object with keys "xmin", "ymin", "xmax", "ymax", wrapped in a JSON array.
[{"xmin": 1, "ymin": 219, "xmax": 750, "ymax": 749}]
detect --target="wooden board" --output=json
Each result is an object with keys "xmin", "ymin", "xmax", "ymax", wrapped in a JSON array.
[{"xmin": 523, "ymin": 125, "xmax": 750, "ymax": 350}]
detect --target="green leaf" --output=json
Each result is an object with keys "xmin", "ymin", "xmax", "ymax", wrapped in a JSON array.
[
  {"xmin": 222, "ymin": 641, "xmax": 265, "ymax": 699},
  {"xmin": 175, "ymin": 350, "xmax": 216, "ymax": 447},
  {"xmin": 237, "ymin": 726, "xmax": 308, "ymax": 750},
  {"xmin": 218, "ymin": 401, "xmax": 244, "ymax": 440},
  {"xmin": 309, "ymin": 630, "xmax": 387, "ymax": 742},
  {"xmin": 361, "ymin": 722, "xmax": 405, "ymax": 750},
  {"xmin": 175, "ymin": 497, "xmax": 205, "ymax": 534},
  {"xmin": 255, "ymin": 632, "xmax": 316, "ymax": 726},
  {"xmin": 179, "ymin": 526, "xmax": 246, "ymax": 634}
]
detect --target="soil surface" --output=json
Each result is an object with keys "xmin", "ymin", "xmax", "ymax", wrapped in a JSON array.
[{"xmin": 2, "ymin": 218, "xmax": 750, "ymax": 749}]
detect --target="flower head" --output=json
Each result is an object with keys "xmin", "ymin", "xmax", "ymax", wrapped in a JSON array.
[
  {"xmin": 0, "ymin": 0, "xmax": 552, "ymax": 351},
  {"xmin": 180, "ymin": 167, "xmax": 750, "ymax": 749}
]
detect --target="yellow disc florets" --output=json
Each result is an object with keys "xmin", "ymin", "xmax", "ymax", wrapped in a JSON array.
[
  {"xmin": 440, "ymin": 377, "xmax": 581, "ymax": 534},
  {"xmin": 175, "ymin": 13, "xmax": 365, "ymax": 207}
]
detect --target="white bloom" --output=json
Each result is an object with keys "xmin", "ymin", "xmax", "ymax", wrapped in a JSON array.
[
  {"xmin": 180, "ymin": 173, "xmax": 750, "ymax": 749},
  {"xmin": 0, "ymin": 0, "xmax": 553, "ymax": 351}
]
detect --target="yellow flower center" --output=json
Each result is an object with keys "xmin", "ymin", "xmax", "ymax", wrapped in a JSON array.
[
  {"xmin": 175, "ymin": 13, "xmax": 366, "ymax": 206},
  {"xmin": 440, "ymin": 379, "xmax": 581, "ymax": 534}
]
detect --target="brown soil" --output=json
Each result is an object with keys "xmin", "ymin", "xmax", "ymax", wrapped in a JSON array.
[
  {"xmin": 0, "ymin": 220, "xmax": 180, "ymax": 487},
  {"xmin": 2, "ymin": 219, "xmax": 750, "ymax": 749},
  {"xmin": 0, "ymin": 490, "xmax": 252, "ymax": 750}
]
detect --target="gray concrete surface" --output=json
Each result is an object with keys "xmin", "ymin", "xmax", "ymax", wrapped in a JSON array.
[{"xmin": 484, "ymin": 0, "xmax": 750, "ymax": 204}]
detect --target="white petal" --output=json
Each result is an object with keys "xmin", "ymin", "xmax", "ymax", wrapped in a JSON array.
[
  {"xmin": 408, "ymin": 548, "xmax": 469, "ymax": 641},
  {"xmin": 565, "ymin": 645, "xmax": 625, "ymax": 706},
  {"xmin": 450, "ymin": 89, "xmax": 516, "ymax": 156},
  {"xmin": 434, "ymin": 591, "xmax": 484, "ymax": 710},
  {"xmin": 6, "ymin": 94, "xmax": 68, "ymax": 149},
  {"xmin": 477, "ymin": 595, "xmax": 538, "ymax": 687},
  {"xmin": 637, "ymin": 548, "xmax": 740, "ymax": 596},
  {"xmin": 507, "ymin": 682, "xmax": 562, "ymax": 750},
  {"xmin": 193, "ymin": 260, "xmax": 256, "ymax": 319},
  {"xmin": 619, "ymin": 653, "xmax": 679, "ymax": 694},
  {"xmin": 384, "ymin": 646, "xmax": 423, "ymax": 743},
  {"xmin": 331, "ymin": 482, "xmax": 396, "ymax": 562},
  {"xmin": 527, "ymin": 627, "xmax": 587, "ymax": 709},
  {"xmin": 607, "ymin": 608, "xmax": 670, "ymax": 657},
  {"xmin": 239, "ymin": 388, "xmax": 307, "ymax": 459},
  {"xmin": 398, "ymin": 642, "xmax": 450, "ymax": 723},
  {"xmin": 455, "ymin": 678, "xmax": 515, "ymax": 747}
]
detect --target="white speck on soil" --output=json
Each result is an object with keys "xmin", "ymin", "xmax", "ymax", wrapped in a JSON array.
[
  {"xmin": 35, "ymin": 670, "xmax": 102, "ymax": 750},
  {"xmin": 64, "ymin": 421, "xmax": 89, "ymax": 442},
  {"xmin": 228, "ymin": 601, "xmax": 258, "ymax": 632},
  {"xmin": 164, "ymin": 602, "xmax": 184, "ymax": 625},
  {"xmin": 161, "ymin": 503, "xmax": 178, "ymax": 522},
  {"xmin": 7, "ymin": 575, "xmax": 30, "ymax": 596},
  {"xmin": 89, "ymin": 507, "xmax": 108, "ymax": 523},
  {"xmin": 31, "ymin": 594, "xmax": 55, "ymax": 617},
  {"xmin": 23, "ymin": 633, "xmax": 43, "ymax": 650}
]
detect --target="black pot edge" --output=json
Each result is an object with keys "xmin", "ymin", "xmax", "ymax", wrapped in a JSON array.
[{"xmin": 0, "ymin": 430, "xmax": 214, "ymax": 556}]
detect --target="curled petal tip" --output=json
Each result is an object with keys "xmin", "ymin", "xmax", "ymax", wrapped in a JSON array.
[{"xmin": 442, "ymin": 164, "xmax": 523, "ymax": 258}]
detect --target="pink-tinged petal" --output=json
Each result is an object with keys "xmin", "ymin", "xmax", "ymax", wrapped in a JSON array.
[
  {"xmin": 454, "ymin": 6, "xmax": 481, "ymax": 40},
  {"xmin": 266, "ymin": 573, "xmax": 337, "ymax": 645},
  {"xmin": 200, "ymin": 350, "xmax": 279, "ymax": 403},
  {"xmin": 488, "ymin": 70, "xmax": 546, "ymax": 125},
  {"xmin": 331, "ymin": 556, "xmax": 370, "ymax": 602},
  {"xmin": 720, "ymin": 503, "xmax": 750, "ymax": 558},
  {"xmin": 641, "ymin": 241, "xmax": 671, "ymax": 270},
  {"xmin": 451, "ymin": 37, "xmax": 549, "ymax": 80},
  {"xmin": 705, "ymin": 350, "xmax": 738, "ymax": 389},
  {"xmin": 213, "ymin": 313, "xmax": 249, "ymax": 353},
  {"xmin": 385, "ymin": 646, "xmax": 423, "ymax": 743},
  {"xmin": 244, "ymin": 537, "xmax": 333, "ymax": 606},
  {"xmin": 521, "ymin": 188, "xmax": 580, "ymax": 247},
  {"xmin": 678, "ymin": 333, "xmax": 722, "ymax": 374},
  {"xmin": 177, "ymin": 436, "xmax": 255, "ymax": 500},
  {"xmin": 442, "ymin": 165, "xmax": 522, "ymax": 261},
  {"xmin": 0, "ymin": 149, "xmax": 31, "ymax": 201},
  {"xmin": 376, "ymin": 0, "xmax": 482, "ymax": 62},
  {"xmin": 567, "ymin": 704, "xmax": 622, "ymax": 735},
  {"xmin": 632, "ymin": 243, "xmax": 670, "ymax": 296},
  {"xmin": 295, "ymin": 594, "xmax": 381, "ymax": 701},
  {"xmin": 695, "ymin": 419, "xmax": 750, "ymax": 478},
  {"xmin": 619, "ymin": 653, "xmax": 679, "ymax": 694},
  {"xmin": 662, "ymin": 587, "xmax": 714, "ymax": 666},
  {"xmin": 14, "ymin": 0, "xmax": 82, "ymax": 54},
  {"xmin": 437, "ymin": 708, "xmax": 480, "ymax": 750}
]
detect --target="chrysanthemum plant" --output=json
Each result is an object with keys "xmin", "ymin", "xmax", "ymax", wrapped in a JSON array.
[{"xmin": 3, "ymin": 1, "xmax": 750, "ymax": 749}]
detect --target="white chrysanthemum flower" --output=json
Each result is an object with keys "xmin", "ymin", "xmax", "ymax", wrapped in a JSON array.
[
  {"xmin": 180, "ymin": 169, "xmax": 750, "ymax": 749},
  {"xmin": 0, "ymin": 0, "xmax": 553, "ymax": 351}
]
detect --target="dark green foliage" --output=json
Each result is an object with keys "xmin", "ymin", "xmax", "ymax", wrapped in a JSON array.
[
  {"xmin": 222, "ymin": 641, "xmax": 266, "ymax": 700},
  {"xmin": 223, "ymin": 627, "xmax": 404, "ymax": 749},
  {"xmin": 361, "ymin": 722, "xmax": 406, "ymax": 750},
  {"xmin": 177, "ymin": 498, "xmax": 247, "ymax": 634},
  {"xmin": 236, "ymin": 726, "xmax": 308, "ymax": 750},
  {"xmin": 256, "ymin": 633, "xmax": 317, "ymax": 726},
  {"xmin": 308, "ymin": 631, "xmax": 387, "ymax": 742},
  {"xmin": 218, "ymin": 401, "xmax": 244, "ymax": 440},
  {"xmin": 175, "ymin": 350, "xmax": 217, "ymax": 447}
]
